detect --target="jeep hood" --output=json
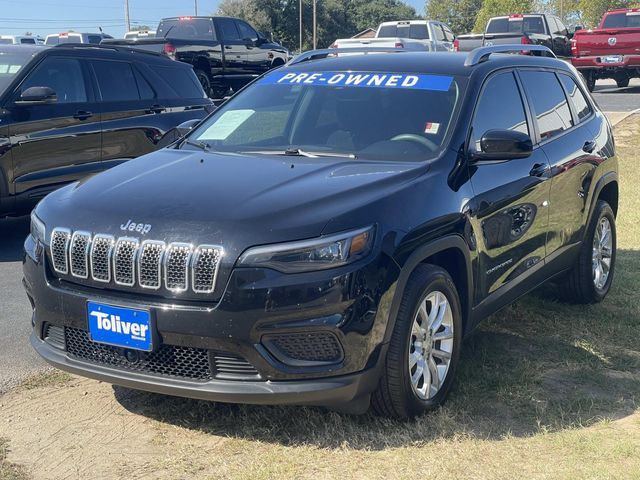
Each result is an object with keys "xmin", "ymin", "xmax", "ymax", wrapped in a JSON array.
[{"xmin": 40, "ymin": 148, "xmax": 424, "ymax": 257}]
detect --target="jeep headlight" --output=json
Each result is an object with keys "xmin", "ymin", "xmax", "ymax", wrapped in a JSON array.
[
  {"xmin": 238, "ymin": 226, "xmax": 374, "ymax": 273},
  {"xmin": 30, "ymin": 210, "xmax": 46, "ymax": 244}
]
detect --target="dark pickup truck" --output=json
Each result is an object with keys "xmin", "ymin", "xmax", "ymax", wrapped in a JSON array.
[
  {"xmin": 105, "ymin": 16, "xmax": 290, "ymax": 98},
  {"xmin": 454, "ymin": 14, "xmax": 573, "ymax": 57}
]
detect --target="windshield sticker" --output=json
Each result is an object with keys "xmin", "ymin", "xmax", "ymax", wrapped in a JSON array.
[
  {"xmin": 260, "ymin": 71, "xmax": 453, "ymax": 91},
  {"xmin": 197, "ymin": 109, "xmax": 255, "ymax": 140},
  {"xmin": 424, "ymin": 122, "xmax": 440, "ymax": 135}
]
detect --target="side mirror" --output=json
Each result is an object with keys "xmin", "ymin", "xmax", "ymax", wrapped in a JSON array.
[
  {"xmin": 574, "ymin": 25, "xmax": 583, "ymax": 33},
  {"xmin": 15, "ymin": 86, "xmax": 57, "ymax": 105},
  {"xmin": 471, "ymin": 129, "xmax": 533, "ymax": 161},
  {"xmin": 176, "ymin": 118, "xmax": 201, "ymax": 137}
]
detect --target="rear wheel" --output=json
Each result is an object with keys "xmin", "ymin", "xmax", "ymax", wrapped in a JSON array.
[
  {"xmin": 585, "ymin": 71, "xmax": 596, "ymax": 92},
  {"xmin": 371, "ymin": 265, "xmax": 462, "ymax": 418},
  {"xmin": 615, "ymin": 74, "xmax": 630, "ymax": 88},
  {"xmin": 194, "ymin": 69, "xmax": 212, "ymax": 97},
  {"xmin": 560, "ymin": 200, "xmax": 616, "ymax": 303}
]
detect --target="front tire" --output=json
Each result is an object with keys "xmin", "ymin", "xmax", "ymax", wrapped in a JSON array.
[
  {"xmin": 560, "ymin": 200, "xmax": 616, "ymax": 303},
  {"xmin": 372, "ymin": 265, "xmax": 462, "ymax": 418}
]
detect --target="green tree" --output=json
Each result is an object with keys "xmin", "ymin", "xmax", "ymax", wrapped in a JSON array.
[
  {"xmin": 474, "ymin": 0, "xmax": 534, "ymax": 32},
  {"xmin": 426, "ymin": 0, "xmax": 483, "ymax": 34},
  {"xmin": 216, "ymin": 0, "xmax": 418, "ymax": 50}
]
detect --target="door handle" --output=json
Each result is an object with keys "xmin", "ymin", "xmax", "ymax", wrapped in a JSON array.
[
  {"xmin": 583, "ymin": 140, "xmax": 597, "ymax": 153},
  {"xmin": 73, "ymin": 111, "xmax": 92, "ymax": 120},
  {"xmin": 529, "ymin": 163, "xmax": 548, "ymax": 177},
  {"xmin": 146, "ymin": 104, "xmax": 166, "ymax": 114}
]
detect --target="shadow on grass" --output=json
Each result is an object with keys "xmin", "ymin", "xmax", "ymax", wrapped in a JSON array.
[{"xmin": 113, "ymin": 249, "xmax": 640, "ymax": 450}]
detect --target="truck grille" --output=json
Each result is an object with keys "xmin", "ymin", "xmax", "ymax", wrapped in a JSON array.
[{"xmin": 50, "ymin": 227, "xmax": 223, "ymax": 295}]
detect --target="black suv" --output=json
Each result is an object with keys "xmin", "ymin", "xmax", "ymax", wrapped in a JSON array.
[
  {"xmin": 0, "ymin": 44, "xmax": 213, "ymax": 216},
  {"xmin": 24, "ymin": 45, "xmax": 618, "ymax": 418}
]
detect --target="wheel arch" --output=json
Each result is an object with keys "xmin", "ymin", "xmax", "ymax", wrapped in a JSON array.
[
  {"xmin": 587, "ymin": 171, "xmax": 618, "ymax": 225},
  {"xmin": 384, "ymin": 235, "xmax": 474, "ymax": 343}
]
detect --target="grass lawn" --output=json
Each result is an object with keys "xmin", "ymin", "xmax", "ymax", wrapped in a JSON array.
[{"xmin": 0, "ymin": 117, "xmax": 639, "ymax": 480}]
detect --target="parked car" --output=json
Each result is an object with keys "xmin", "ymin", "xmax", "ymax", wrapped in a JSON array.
[
  {"xmin": 0, "ymin": 35, "xmax": 40, "ymax": 45},
  {"xmin": 45, "ymin": 32, "xmax": 113, "ymax": 45},
  {"xmin": 454, "ymin": 14, "xmax": 573, "ymax": 57},
  {"xmin": 104, "ymin": 16, "xmax": 290, "ymax": 98},
  {"xmin": 571, "ymin": 8, "xmax": 640, "ymax": 91},
  {"xmin": 330, "ymin": 20, "xmax": 455, "ymax": 52},
  {"xmin": 26, "ymin": 45, "xmax": 618, "ymax": 418},
  {"xmin": 0, "ymin": 44, "xmax": 213, "ymax": 216}
]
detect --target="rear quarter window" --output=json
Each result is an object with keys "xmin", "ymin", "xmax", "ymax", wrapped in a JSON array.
[
  {"xmin": 149, "ymin": 64, "xmax": 204, "ymax": 98},
  {"xmin": 559, "ymin": 74, "xmax": 592, "ymax": 122}
]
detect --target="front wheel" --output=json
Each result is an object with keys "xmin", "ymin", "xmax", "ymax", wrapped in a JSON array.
[
  {"xmin": 560, "ymin": 200, "xmax": 616, "ymax": 303},
  {"xmin": 372, "ymin": 265, "xmax": 462, "ymax": 418}
]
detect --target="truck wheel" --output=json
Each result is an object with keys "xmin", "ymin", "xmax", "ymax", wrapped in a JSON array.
[
  {"xmin": 371, "ymin": 264, "xmax": 462, "ymax": 418},
  {"xmin": 615, "ymin": 75, "xmax": 630, "ymax": 88},
  {"xmin": 560, "ymin": 200, "xmax": 616, "ymax": 304},
  {"xmin": 194, "ymin": 69, "xmax": 212, "ymax": 97},
  {"xmin": 585, "ymin": 71, "xmax": 596, "ymax": 92}
]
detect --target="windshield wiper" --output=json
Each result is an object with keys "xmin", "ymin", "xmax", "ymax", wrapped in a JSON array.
[
  {"xmin": 182, "ymin": 139, "xmax": 211, "ymax": 152},
  {"xmin": 241, "ymin": 148, "xmax": 357, "ymax": 159}
]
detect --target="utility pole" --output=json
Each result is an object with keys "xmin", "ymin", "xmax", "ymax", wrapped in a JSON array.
[
  {"xmin": 313, "ymin": 0, "xmax": 317, "ymax": 49},
  {"xmin": 124, "ymin": 0, "xmax": 131, "ymax": 32},
  {"xmin": 299, "ymin": 0, "xmax": 303, "ymax": 52},
  {"xmin": 195, "ymin": 0, "xmax": 198, "ymax": 16}
]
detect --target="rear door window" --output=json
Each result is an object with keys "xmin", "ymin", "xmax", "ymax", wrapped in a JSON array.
[
  {"xmin": 558, "ymin": 74, "xmax": 592, "ymax": 122},
  {"xmin": 520, "ymin": 70, "xmax": 573, "ymax": 141},
  {"xmin": 91, "ymin": 60, "xmax": 140, "ymax": 101},
  {"xmin": 470, "ymin": 71, "xmax": 529, "ymax": 151},
  {"xmin": 217, "ymin": 18, "xmax": 241, "ymax": 41}
]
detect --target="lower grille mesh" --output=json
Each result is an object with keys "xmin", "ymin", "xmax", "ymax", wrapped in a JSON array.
[
  {"xmin": 65, "ymin": 327, "xmax": 212, "ymax": 381},
  {"xmin": 263, "ymin": 332, "xmax": 344, "ymax": 364}
]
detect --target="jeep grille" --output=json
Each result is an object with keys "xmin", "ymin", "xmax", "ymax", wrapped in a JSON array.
[{"xmin": 49, "ymin": 229, "xmax": 223, "ymax": 295}]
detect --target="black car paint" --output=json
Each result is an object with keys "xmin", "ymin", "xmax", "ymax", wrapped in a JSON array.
[
  {"xmin": 105, "ymin": 16, "xmax": 289, "ymax": 96},
  {"xmin": 0, "ymin": 45, "xmax": 213, "ymax": 216},
  {"xmin": 24, "ymin": 52, "xmax": 618, "ymax": 410}
]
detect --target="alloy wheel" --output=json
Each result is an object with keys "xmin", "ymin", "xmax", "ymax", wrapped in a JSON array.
[{"xmin": 592, "ymin": 216, "xmax": 613, "ymax": 291}]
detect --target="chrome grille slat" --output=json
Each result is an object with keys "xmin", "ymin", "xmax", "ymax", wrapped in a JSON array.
[
  {"xmin": 192, "ymin": 245, "xmax": 223, "ymax": 294},
  {"xmin": 51, "ymin": 228, "xmax": 220, "ymax": 295},
  {"xmin": 113, "ymin": 238, "xmax": 139, "ymax": 287},
  {"xmin": 69, "ymin": 231, "xmax": 91, "ymax": 278},
  {"xmin": 138, "ymin": 240, "xmax": 165, "ymax": 289},
  {"xmin": 50, "ymin": 228, "xmax": 71, "ymax": 274},
  {"xmin": 90, "ymin": 234, "xmax": 115, "ymax": 282},
  {"xmin": 164, "ymin": 243, "xmax": 192, "ymax": 292}
]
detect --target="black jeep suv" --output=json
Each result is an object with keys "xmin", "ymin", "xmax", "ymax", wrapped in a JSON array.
[
  {"xmin": 24, "ymin": 45, "xmax": 618, "ymax": 418},
  {"xmin": 0, "ymin": 44, "xmax": 213, "ymax": 217}
]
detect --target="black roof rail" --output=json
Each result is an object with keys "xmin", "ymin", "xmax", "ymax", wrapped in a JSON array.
[
  {"xmin": 288, "ymin": 47, "xmax": 404, "ymax": 66},
  {"xmin": 464, "ymin": 44, "xmax": 556, "ymax": 67},
  {"xmin": 54, "ymin": 42, "xmax": 164, "ymax": 57}
]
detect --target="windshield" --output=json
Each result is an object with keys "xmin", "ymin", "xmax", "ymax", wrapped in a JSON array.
[
  {"xmin": 157, "ymin": 18, "xmax": 215, "ymax": 40},
  {"xmin": 0, "ymin": 50, "xmax": 33, "ymax": 93},
  {"xmin": 188, "ymin": 69, "xmax": 460, "ymax": 162},
  {"xmin": 486, "ymin": 16, "xmax": 545, "ymax": 34},
  {"xmin": 602, "ymin": 12, "xmax": 640, "ymax": 28},
  {"xmin": 378, "ymin": 24, "xmax": 430, "ymax": 39}
]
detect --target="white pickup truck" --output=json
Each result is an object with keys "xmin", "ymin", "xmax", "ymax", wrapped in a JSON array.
[{"xmin": 329, "ymin": 20, "xmax": 455, "ymax": 52}]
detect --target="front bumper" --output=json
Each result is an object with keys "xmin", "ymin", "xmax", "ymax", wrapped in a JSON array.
[
  {"xmin": 23, "ymin": 235, "xmax": 397, "ymax": 408},
  {"xmin": 31, "ymin": 332, "xmax": 380, "ymax": 408},
  {"xmin": 572, "ymin": 54, "xmax": 640, "ymax": 70}
]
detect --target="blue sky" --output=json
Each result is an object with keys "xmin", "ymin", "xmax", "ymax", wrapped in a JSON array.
[{"xmin": 0, "ymin": 0, "xmax": 424, "ymax": 39}]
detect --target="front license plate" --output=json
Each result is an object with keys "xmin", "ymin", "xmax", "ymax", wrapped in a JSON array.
[
  {"xmin": 87, "ymin": 302, "xmax": 152, "ymax": 351},
  {"xmin": 603, "ymin": 55, "xmax": 623, "ymax": 64}
]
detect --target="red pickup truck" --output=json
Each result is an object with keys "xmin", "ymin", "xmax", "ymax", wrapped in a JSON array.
[{"xmin": 571, "ymin": 8, "xmax": 640, "ymax": 91}]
